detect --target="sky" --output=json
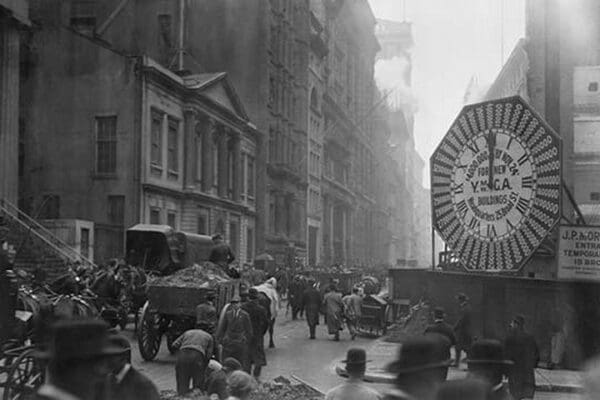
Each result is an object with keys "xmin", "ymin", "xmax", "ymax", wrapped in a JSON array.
[{"xmin": 369, "ymin": 0, "xmax": 526, "ymax": 187}]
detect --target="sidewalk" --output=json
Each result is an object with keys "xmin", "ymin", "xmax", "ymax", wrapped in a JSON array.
[{"xmin": 335, "ymin": 339, "xmax": 583, "ymax": 393}]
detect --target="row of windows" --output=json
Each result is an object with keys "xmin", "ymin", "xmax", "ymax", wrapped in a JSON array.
[
  {"xmin": 268, "ymin": 128, "xmax": 304, "ymax": 171},
  {"xmin": 308, "ymin": 188, "xmax": 320, "ymax": 215}
]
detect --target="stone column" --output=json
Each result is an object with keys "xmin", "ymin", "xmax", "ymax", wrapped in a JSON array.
[
  {"xmin": 0, "ymin": 22, "xmax": 20, "ymax": 204},
  {"xmin": 183, "ymin": 109, "xmax": 196, "ymax": 188},
  {"xmin": 232, "ymin": 133, "xmax": 241, "ymax": 202},
  {"xmin": 201, "ymin": 118, "xmax": 215, "ymax": 193},
  {"xmin": 218, "ymin": 128, "xmax": 229, "ymax": 198}
]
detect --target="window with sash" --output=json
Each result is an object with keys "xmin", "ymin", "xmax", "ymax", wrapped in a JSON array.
[{"xmin": 96, "ymin": 116, "xmax": 117, "ymax": 174}]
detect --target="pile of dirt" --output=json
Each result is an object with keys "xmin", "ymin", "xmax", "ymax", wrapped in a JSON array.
[
  {"xmin": 149, "ymin": 262, "xmax": 229, "ymax": 288},
  {"xmin": 159, "ymin": 377, "xmax": 324, "ymax": 400},
  {"xmin": 384, "ymin": 302, "xmax": 431, "ymax": 343},
  {"xmin": 250, "ymin": 377, "xmax": 324, "ymax": 400}
]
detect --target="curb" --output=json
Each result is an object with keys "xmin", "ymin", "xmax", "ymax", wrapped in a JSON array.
[{"xmin": 335, "ymin": 364, "xmax": 583, "ymax": 393}]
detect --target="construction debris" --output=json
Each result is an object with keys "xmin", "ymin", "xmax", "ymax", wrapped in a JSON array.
[{"xmin": 149, "ymin": 262, "xmax": 229, "ymax": 288}]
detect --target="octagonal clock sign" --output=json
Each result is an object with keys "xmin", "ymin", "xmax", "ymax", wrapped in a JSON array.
[{"xmin": 430, "ymin": 96, "xmax": 561, "ymax": 272}]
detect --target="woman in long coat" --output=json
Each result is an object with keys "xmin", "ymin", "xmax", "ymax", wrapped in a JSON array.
[
  {"xmin": 301, "ymin": 279, "xmax": 322, "ymax": 339},
  {"xmin": 322, "ymin": 285, "xmax": 344, "ymax": 341}
]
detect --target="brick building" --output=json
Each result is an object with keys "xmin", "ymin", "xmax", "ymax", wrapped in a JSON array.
[{"xmin": 20, "ymin": 1, "xmax": 258, "ymax": 263}]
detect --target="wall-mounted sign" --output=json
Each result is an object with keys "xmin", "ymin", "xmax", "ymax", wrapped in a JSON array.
[
  {"xmin": 431, "ymin": 96, "xmax": 562, "ymax": 271},
  {"xmin": 558, "ymin": 225, "xmax": 600, "ymax": 281}
]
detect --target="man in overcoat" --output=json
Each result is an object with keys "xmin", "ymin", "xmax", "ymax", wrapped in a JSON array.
[
  {"xmin": 302, "ymin": 279, "xmax": 322, "ymax": 339},
  {"xmin": 216, "ymin": 294, "xmax": 253, "ymax": 372},
  {"xmin": 241, "ymin": 288, "xmax": 269, "ymax": 379},
  {"xmin": 504, "ymin": 315, "xmax": 539, "ymax": 400},
  {"xmin": 453, "ymin": 293, "xmax": 473, "ymax": 366},
  {"xmin": 323, "ymin": 284, "xmax": 344, "ymax": 341},
  {"xmin": 466, "ymin": 339, "xmax": 513, "ymax": 400}
]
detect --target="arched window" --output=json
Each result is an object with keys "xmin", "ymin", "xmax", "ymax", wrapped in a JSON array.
[{"xmin": 310, "ymin": 87, "xmax": 319, "ymax": 111}]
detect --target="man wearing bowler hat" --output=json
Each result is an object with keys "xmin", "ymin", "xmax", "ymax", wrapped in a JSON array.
[
  {"xmin": 453, "ymin": 293, "xmax": 473, "ymax": 367},
  {"xmin": 384, "ymin": 336, "xmax": 452, "ymax": 400},
  {"xmin": 504, "ymin": 315, "xmax": 539, "ymax": 400},
  {"xmin": 34, "ymin": 319, "xmax": 126, "ymax": 400},
  {"xmin": 103, "ymin": 334, "xmax": 160, "ymax": 400},
  {"xmin": 466, "ymin": 339, "xmax": 513, "ymax": 400},
  {"xmin": 241, "ymin": 288, "xmax": 269, "ymax": 379},
  {"xmin": 326, "ymin": 348, "xmax": 382, "ymax": 400}
]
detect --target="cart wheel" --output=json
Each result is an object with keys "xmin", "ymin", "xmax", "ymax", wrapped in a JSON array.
[
  {"xmin": 3, "ymin": 347, "xmax": 43, "ymax": 400},
  {"xmin": 138, "ymin": 301, "xmax": 162, "ymax": 361}
]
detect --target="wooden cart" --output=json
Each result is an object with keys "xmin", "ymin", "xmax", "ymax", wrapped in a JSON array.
[
  {"xmin": 357, "ymin": 294, "xmax": 391, "ymax": 337},
  {"xmin": 137, "ymin": 279, "xmax": 238, "ymax": 361}
]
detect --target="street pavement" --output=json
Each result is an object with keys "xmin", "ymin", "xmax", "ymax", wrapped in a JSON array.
[{"xmin": 123, "ymin": 304, "xmax": 582, "ymax": 399}]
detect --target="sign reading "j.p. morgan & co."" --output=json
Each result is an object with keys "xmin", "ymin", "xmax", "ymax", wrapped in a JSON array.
[{"xmin": 558, "ymin": 225, "xmax": 600, "ymax": 281}]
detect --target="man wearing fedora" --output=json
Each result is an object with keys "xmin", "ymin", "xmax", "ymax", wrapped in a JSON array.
[
  {"xmin": 302, "ymin": 278, "xmax": 322, "ymax": 339},
  {"xmin": 504, "ymin": 315, "xmax": 539, "ymax": 400},
  {"xmin": 103, "ymin": 334, "xmax": 160, "ymax": 400},
  {"xmin": 34, "ymin": 319, "xmax": 126, "ymax": 400},
  {"xmin": 453, "ymin": 293, "xmax": 473, "ymax": 367},
  {"xmin": 216, "ymin": 294, "xmax": 253, "ymax": 372},
  {"xmin": 466, "ymin": 339, "xmax": 513, "ymax": 400},
  {"xmin": 385, "ymin": 336, "xmax": 452, "ymax": 400},
  {"xmin": 325, "ymin": 348, "xmax": 382, "ymax": 400}
]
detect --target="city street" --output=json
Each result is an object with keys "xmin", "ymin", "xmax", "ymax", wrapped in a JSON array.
[{"xmin": 123, "ymin": 303, "xmax": 582, "ymax": 399}]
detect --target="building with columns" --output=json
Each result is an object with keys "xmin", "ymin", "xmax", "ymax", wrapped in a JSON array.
[
  {"xmin": 19, "ymin": 3, "xmax": 258, "ymax": 263},
  {"xmin": 0, "ymin": 0, "xmax": 29, "ymax": 205}
]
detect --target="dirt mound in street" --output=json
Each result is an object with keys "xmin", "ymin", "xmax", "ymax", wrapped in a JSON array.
[
  {"xmin": 384, "ymin": 302, "xmax": 431, "ymax": 343},
  {"xmin": 159, "ymin": 376, "xmax": 324, "ymax": 400},
  {"xmin": 149, "ymin": 262, "xmax": 229, "ymax": 288}
]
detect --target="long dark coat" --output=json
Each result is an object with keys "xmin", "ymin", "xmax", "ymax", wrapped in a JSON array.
[
  {"xmin": 505, "ymin": 330, "xmax": 539, "ymax": 399},
  {"xmin": 302, "ymin": 287, "xmax": 322, "ymax": 327},
  {"xmin": 288, "ymin": 279, "xmax": 305, "ymax": 312},
  {"xmin": 323, "ymin": 291, "xmax": 344, "ymax": 334},
  {"xmin": 454, "ymin": 302, "xmax": 473, "ymax": 348},
  {"xmin": 241, "ymin": 299, "xmax": 269, "ymax": 367},
  {"xmin": 425, "ymin": 321, "xmax": 457, "ymax": 347}
]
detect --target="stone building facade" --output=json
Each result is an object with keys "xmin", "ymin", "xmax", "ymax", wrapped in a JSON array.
[
  {"xmin": 19, "ymin": 2, "xmax": 258, "ymax": 263},
  {"xmin": 0, "ymin": 0, "xmax": 29, "ymax": 205}
]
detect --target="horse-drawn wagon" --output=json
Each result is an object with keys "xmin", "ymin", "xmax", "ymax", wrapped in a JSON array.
[{"xmin": 130, "ymin": 225, "xmax": 240, "ymax": 361}]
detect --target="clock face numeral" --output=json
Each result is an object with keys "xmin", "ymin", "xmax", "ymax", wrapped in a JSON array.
[
  {"xmin": 468, "ymin": 217, "xmax": 480, "ymax": 231},
  {"xmin": 521, "ymin": 176, "xmax": 533, "ymax": 189},
  {"xmin": 517, "ymin": 153, "xmax": 529, "ymax": 166},
  {"xmin": 454, "ymin": 183, "xmax": 464, "ymax": 194},
  {"xmin": 487, "ymin": 224, "xmax": 497, "ymax": 238},
  {"xmin": 506, "ymin": 219, "xmax": 515, "ymax": 232},
  {"xmin": 456, "ymin": 199, "xmax": 468, "ymax": 216},
  {"xmin": 466, "ymin": 140, "xmax": 480, "ymax": 154},
  {"xmin": 515, "ymin": 197, "xmax": 529, "ymax": 215}
]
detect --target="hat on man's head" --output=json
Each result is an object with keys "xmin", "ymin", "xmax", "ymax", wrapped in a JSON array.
[
  {"xmin": 386, "ymin": 336, "xmax": 452, "ymax": 375},
  {"xmin": 35, "ymin": 319, "xmax": 127, "ymax": 361},
  {"xmin": 341, "ymin": 348, "xmax": 371, "ymax": 365},
  {"xmin": 435, "ymin": 379, "xmax": 490, "ymax": 400},
  {"xmin": 512, "ymin": 314, "xmax": 525, "ymax": 327},
  {"xmin": 222, "ymin": 357, "xmax": 242, "ymax": 372},
  {"xmin": 211, "ymin": 234, "xmax": 223, "ymax": 241},
  {"xmin": 456, "ymin": 293, "xmax": 469, "ymax": 302},
  {"xmin": 248, "ymin": 288, "xmax": 259, "ymax": 300},
  {"xmin": 433, "ymin": 307, "xmax": 445, "ymax": 320},
  {"xmin": 466, "ymin": 339, "xmax": 513, "ymax": 366}
]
